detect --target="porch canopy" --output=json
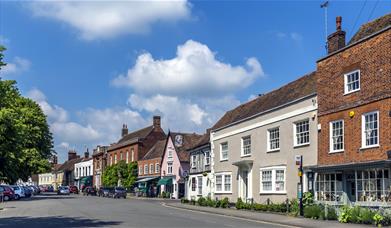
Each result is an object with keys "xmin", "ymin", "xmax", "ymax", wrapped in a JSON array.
[
  {"xmin": 157, "ymin": 177, "xmax": 172, "ymax": 186},
  {"xmin": 232, "ymin": 160, "xmax": 253, "ymax": 168},
  {"xmin": 135, "ymin": 176, "xmax": 159, "ymax": 183}
]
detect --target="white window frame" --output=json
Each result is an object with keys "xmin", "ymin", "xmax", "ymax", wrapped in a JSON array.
[
  {"xmin": 168, "ymin": 150, "xmax": 173, "ymax": 161},
  {"xmin": 126, "ymin": 151, "xmax": 129, "ymax": 163},
  {"xmin": 144, "ymin": 164, "xmax": 148, "ymax": 175},
  {"xmin": 197, "ymin": 176, "xmax": 202, "ymax": 195},
  {"xmin": 139, "ymin": 166, "xmax": 143, "ymax": 175},
  {"xmin": 114, "ymin": 154, "xmax": 117, "ymax": 164},
  {"xmin": 215, "ymin": 172, "xmax": 232, "ymax": 194},
  {"xmin": 344, "ymin": 69, "xmax": 360, "ymax": 95},
  {"xmin": 241, "ymin": 135, "xmax": 251, "ymax": 157},
  {"xmin": 167, "ymin": 162, "xmax": 173, "ymax": 175},
  {"xmin": 155, "ymin": 163, "xmax": 160, "ymax": 174},
  {"xmin": 361, "ymin": 111, "xmax": 380, "ymax": 149},
  {"xmin": 329, "ymin": 120, "xmax": 344, "ymax": 153},
  {"xmin": 260, "ymin": 166, "xmax": 286, "ymax": 194},
  {"xmin": 150, "ymin": 164, "xmax": 154, "ymax": 174},
  {"xmin": 293, "ymin": 119, "xmax": 310, "ymax": 147},
  {"xmin": 267, "ymin": 127, "xmax": 280, "ymax": 152},
  {"xmin": 220, "ymin": 142, "xmax": 228, "ymax": 161},
  {"xmin": 191, "ymin": 155, "xmax": 197, "ymax": 168},
  {"xmin": 131, "ymin": 149, "xmax": 134, "ymax": 162},
  {"xmin": 204, "ymin": 150, "xmax": 210, "ymax": 166}
]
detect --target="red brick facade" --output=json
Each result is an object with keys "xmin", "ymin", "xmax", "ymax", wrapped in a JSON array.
[
  {"xmin": 138, "ymin": 158, "xmax": 161, "ymax": 177},
  {"xmin": 317, "ymin": 28, "xmax": 391, "ymax": 166}
]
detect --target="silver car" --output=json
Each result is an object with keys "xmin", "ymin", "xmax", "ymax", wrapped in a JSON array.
[
  {"xmin": 57, "ymin": 186, "xmax": 70, "ymax": 195},
  {"xmin": 10, "ymin": 185, "xmax": 25, "ymax": 200}
]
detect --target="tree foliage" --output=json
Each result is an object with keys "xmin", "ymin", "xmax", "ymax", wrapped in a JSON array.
[
  {"xmin": 0, "ymin": 45, "xmax": 6, "ymax": 70},
  {"xmin": 0, "ymin": 47, "xmax": 53, "ymax": 183},
  {"xmin": 102, "ymin": 161, "xmax": 138, "ymax": 188}
]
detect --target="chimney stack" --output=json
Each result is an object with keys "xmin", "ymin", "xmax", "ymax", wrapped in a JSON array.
[
  {"xmin": 121, "ymin": 124, "xmax": 128, "ymax": 137},
  {"xmin": 153, "ymin": 116, "xmax": 161, "ymax": 129},
  {"xmin": 68, "ymin": 150, "xmax": 77, "ymax": 161},
  {"xmin": 327, "ymin": 16, "xmax": 346, "ymax": 54},
  {"xmin": 84, "ymin": 148, "xmax": 89, "ymax": 159}
]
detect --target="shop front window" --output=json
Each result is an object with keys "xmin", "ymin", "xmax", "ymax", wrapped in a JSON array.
[{"xmin": 315, "ymin": 173, "xmax": 343, "ymax": 202}]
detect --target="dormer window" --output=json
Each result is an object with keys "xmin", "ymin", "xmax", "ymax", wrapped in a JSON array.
[{"xmin": 344, "ymin": 70, "xmax": 360, "ymax": 94}]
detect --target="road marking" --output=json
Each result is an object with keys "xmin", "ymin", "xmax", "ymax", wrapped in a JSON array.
[{"xmin": 161, "ymin": 203, "xmax": 301, "ymax": 228}]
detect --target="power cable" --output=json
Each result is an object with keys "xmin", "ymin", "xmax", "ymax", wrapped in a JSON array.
[
  {"xmin": 367, "ymin": 0, "xmax": 380, "ymax": 21},
  {"xmin": 351, "ymin": 0, "xmax": 367, "ymax": 34}
]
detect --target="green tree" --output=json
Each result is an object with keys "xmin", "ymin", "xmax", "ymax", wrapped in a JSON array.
[
  {"xmin": 0, "ymin": 47, "xmax": 53, "ymax": 183},
  {"xmin": 102, "ymin": 161, "xmax": 138, "ymax": 188},
  {"xmin": 0, "ymin": 45, "xmax": 6, "ymax": 70}
]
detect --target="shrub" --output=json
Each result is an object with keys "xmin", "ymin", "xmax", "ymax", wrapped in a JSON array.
[
  {"xmin": 303, "ymin": 192, "xmax": 314, "ymax": 206},
  {"xmin": 181, "ymin": 198, "xmax": 189, "ymax": 204},
  {"xmin": 289, "ymin": 199, "xmax": 299, "ymax": 216},
  {"xmin": 236, "ymin": 198, "xmax": 245, "ymax": 210},
  {"xmin": 349, "ymin": 206, "xmax": 361, "ymax": 223},
  {"xmin": 253, "ymin": 203, "xmax": 267, "ymax": 211},
  {"xmin": 380, "ymin": 208, "xmax": 391, "ymax": 226},
  {"xmin": 338, "ymin": 206, "xmax": 352, "ymax": 223},
  {"xmin": 197, "ymin": 197, "xmax": 207, "ymax": 206},
  {"xmin": 220, "ymin": 197, "xmax": 229, "ymax": 208},
  {"xmin": 359, "ymin": 208, "xmax": 375, "ymax": 225},
  {"xmin": 324, "ymin": 206, "xmax": 338, "ymax": 220},
  {"xmin": 373, "ymin": 213, "xmax": 384, "ymax": 227},
  {"xmin": 304, "ymin": 204, "xmax": 322, "ymax": 219},
  {"xmin": 190, "ymin": 199, "xmax": 196, "ymax": 205}
]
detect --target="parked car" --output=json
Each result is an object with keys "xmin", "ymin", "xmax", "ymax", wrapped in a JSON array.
[
  {"xmin": 10, "ymin": 186, "xmax": 25, "ymax": 200},
  {"xmin": 57, "ymin": 186, "xmax": 70, "ymax": 195},
  {"xmin": 46, "ymin": 185, "xmax": 54, "ymax": 192},
  {"xmin": 111, "ymin": 187, "xmax": 127, "ymax": 199},
  {"xmin": 69, "ymin": 186, "xmax": 79, "ymax": 194},
  {"xmin": 23, "ymin": 186, "xmax": 32, "ymax": 198},
  {"xmin": 97, "ymin": 187, "xmax": 111, "ymax": 197},
  {"xmin": 32, "ymin": 186, "xmax": 41, "ymax": 195},
  {"xmin": 83, "ymin": 186, "xmax": 96, "ymax": 196},
  {"xmin": 0, "ymin": 185, "xmax": 15, "ymax": 201}
]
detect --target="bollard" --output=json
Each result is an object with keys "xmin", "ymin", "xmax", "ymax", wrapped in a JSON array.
[{"xmin": 286, "ymin": 198, "xmax": 289, "ymax": 213}]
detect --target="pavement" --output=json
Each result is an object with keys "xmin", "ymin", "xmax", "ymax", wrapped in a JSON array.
[
  {"xmin": 164, "ymin": 202, "xmax": 367, "ymax": 228},
  {"xmin": 0, "ymin": 193, "xmax": 289, "ymax": 228}
]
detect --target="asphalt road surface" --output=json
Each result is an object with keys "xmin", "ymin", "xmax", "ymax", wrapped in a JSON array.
[{"xmin": 0, "ymin": 193, "xmax": 289, "ymax": 228}]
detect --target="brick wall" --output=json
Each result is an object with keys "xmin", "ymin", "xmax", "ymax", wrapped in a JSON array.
[
  {"xmin": 317, "ymin": 29, "xmax": 391, "ymax": 116},
  {"xmin": 317, "ymin": 28, "xmax": 391, "ymax": 166},
  {"xmin": 107, "ymin": 144, "xmax": 139, "ymax": 166},
  {"xmin": 138, "ymin": 158, "xmax": 161, "ymax": 176}
]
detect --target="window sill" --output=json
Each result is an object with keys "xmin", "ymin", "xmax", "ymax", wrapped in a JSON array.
[
  {"xmin": 360, "ymin": 145, "xmax": 380, "ymax": 151},
  {"xmin": 267, "ymin": 149, "xmax": 280, "ymax": 153},
  {"xmin": 220, "ymin": 159, "xmax": 228, "ymax": 162},
  {"xmin": 343, "ymin": 89, "xmax": 360, "ymax": 96},
  {"xmin": 215, "ymin": 191, "xmax": 232, "ymax": 194},
  {"xmin": 241, "ymin": 154, "xmax": 251, "ymax": 158},
  {"xmin": 294, "ymin": 143, "xmax": 310, "ymax": 148},
  {"xmin": 329, "ymin": 150, "xmax": 344, "ymax": 154},
  {"xmin": 260, "ymin": 191, "xmax": 287, "ymax": 195}
]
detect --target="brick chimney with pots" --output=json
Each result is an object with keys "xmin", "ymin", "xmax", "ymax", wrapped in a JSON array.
[
  {"xmin": 121, "ymin": 124, "xmax": 128, "ymax": 137},
  {"xmin": 153, "ymin": 116, "xmax": 161, "ymax": 129},
  {"xmin": 68, "ymin": 150, "xmax": 77, "ymax": 161},
  {"xmin": 84, "ymin": 148, "xmax": 89, "ymax": 159},
  {"xmin": 327, "ymin": 16, "xmax": 346, "ymax": 54}
]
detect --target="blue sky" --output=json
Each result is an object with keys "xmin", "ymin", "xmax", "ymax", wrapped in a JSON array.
[{"xmin": 1, "ymin": 1, "xmax": 390, "ymax": 162}]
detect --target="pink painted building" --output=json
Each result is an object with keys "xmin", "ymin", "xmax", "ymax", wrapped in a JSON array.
[{"xmin": 159, "ymin": 132, "xmax": 203, "ymax": 199}]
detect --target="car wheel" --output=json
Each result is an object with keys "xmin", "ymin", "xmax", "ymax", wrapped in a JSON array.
[
  {"xmin": 15, "ymin": 195, "xmax": 20, "ymax": 200},
  {"xmin": 4, "ymin": 195, "xmax": 9, "ymax": 201}
]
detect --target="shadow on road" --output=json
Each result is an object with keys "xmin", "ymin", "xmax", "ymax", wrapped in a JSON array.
[{"xmin": 0, "ymin": 216, "xmax": 122, "ymax": 228}]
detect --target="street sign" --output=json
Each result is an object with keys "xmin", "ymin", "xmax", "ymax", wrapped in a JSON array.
[{"xmin": 295, "ymin": 155, "xmax": 302, "ymax": 166}]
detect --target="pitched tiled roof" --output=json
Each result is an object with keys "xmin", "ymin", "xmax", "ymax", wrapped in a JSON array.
[
  {"xmin": 349, "ymin": 13, "xmax": 391, "ymax": 45},
  {"xmin": 169, "ymin": 132, "xmax": 203, "ymax": 162},
  {"xmin": 108, "ymin": 126, "xmax": 154, "ymax": 151},
  {"xmin": 187, "ymin": 129, "xmax": 210, "ymax": 151},
  {"xmin": 212, "ymin": 72, "xmax": 317, "ymax": 131},
  {"xmin": 52, "ymin": 164, "xmax": 63, "ymax": 172},
  {"xmin": 141, "ymin": 140, "xmax": 166, "ymax": 160},
  {"xmin": 57, "ymin": 157, "xmax": 83, "ymax": 172}
]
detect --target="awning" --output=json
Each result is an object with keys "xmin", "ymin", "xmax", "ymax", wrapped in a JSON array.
[
  {"xmin": 80, "ymin": 176, "xmax": 93, "ymax": 185},
  {"xmin": 307, "ymin": 160, "xmax": 391, "ymax": 172},
  {"xmin": 157, "ymin": 177, "xmax": 173, "ymax": 186},
  {"xmin": 135, "ymin": 176, "xmax": 159, "ymax": 183}
]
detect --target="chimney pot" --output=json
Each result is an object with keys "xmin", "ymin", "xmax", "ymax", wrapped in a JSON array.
[
  {"xmin": 327, "ymin": 16, "xmax": 346, "ymax": 54},
  {"xmin": 153, "ymin": 116, "xmax": 161, "ymax": 129},
  {"xmin": 336, "ymin": 16, "xmax": 342, "ymax": 30},
  {"xmin": 121, "ymin": 124, "xmax": 128, "ymax": 137}
]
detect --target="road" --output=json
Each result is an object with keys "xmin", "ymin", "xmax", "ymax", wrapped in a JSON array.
[{"xmin": 0, "ymin": 193, "xmax": 287, "ymax": 228}]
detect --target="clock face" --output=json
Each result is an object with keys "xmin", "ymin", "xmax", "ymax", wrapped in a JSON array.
[{"xmin": 174, "ymin": 135, "xmax": 183, "ymax": 147}]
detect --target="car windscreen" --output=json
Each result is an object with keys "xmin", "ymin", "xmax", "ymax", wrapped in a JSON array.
[{"xmin": 116, "ymin": 187, "xmax": 125, "ymax": 191}]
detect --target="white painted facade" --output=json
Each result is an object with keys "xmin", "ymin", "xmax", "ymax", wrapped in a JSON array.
[{"xmin": 74, "ymin": 158, "xmax": 93, "ymax": 188}]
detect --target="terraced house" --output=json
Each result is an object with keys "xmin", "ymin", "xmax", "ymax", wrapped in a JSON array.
[
  {"xmin": 187, "ymin": 130, "xmax": 212, "ymax": 200},
  {"xmin": 211, "ymin": 72, "xmax": 318, "ymax": 204},
  {"xmin": 107, "ymin": 116, "xmax": 166, "ymax": 168},
  {"xmin": 312, "ymin": 14, "xmax": 391, "ymax": 206}
]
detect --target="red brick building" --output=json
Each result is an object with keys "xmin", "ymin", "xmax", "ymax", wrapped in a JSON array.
[
  {"xmin": 107, "ymin": 116, "xmax": 166, "ymax": 168},
  {"xmin": 92, "ymin": 145, "xmax": 108, "ymax": 188},
  {"xmin": 313, "ymin": 14, "xmax": 391, "ymax": 206}
]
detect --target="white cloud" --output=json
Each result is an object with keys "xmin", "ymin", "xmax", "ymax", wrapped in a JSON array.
[
  {"xmin": 0, "ymin": 35, "xmax": 10, "ymax": 46},
  {"xmin": 29, "ymin": 1, "xmax": 191, "ymax": 40},
  {"xmin": 0, "ymin": 56, "xmax": 31, "ymax": 76},
  {"xmin": 112, "ymin": 40, "xmax": 263, "ymax": 97},
  {"xmin": 290, "ymin": 32, "xmax": 303, "ymax": 41},
  {"xmin": 276, "ymin": 32, "xmax": 303, "ymax": 42}
]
